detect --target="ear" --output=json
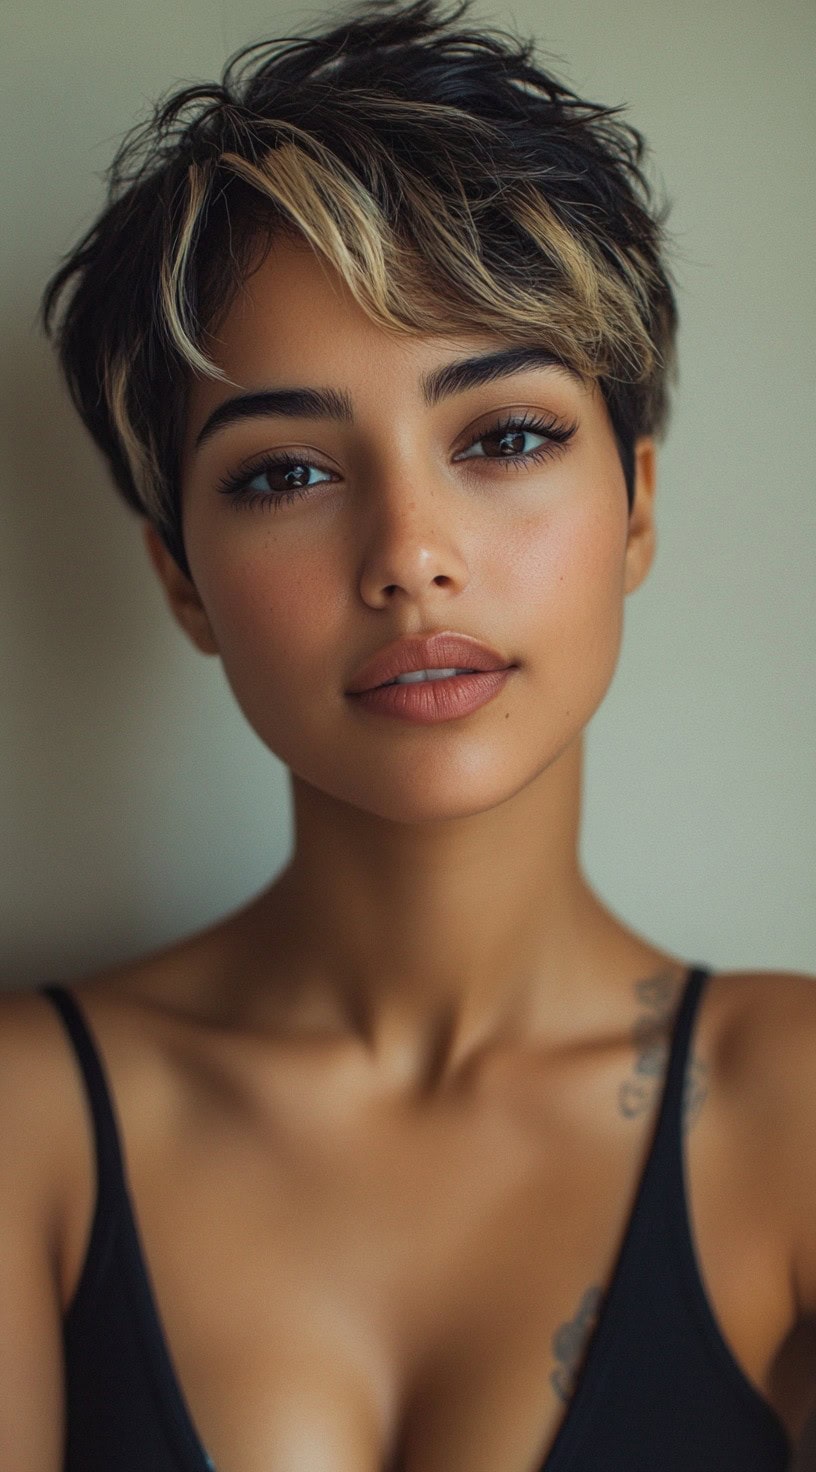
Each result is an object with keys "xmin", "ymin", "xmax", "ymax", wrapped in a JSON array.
[
  {"xmin": 623, "ymin": 437, "xmax": 658, "ymax": 596},
  {"xmin": 143, "ymin": 522, "xmax": 220, "ymax": 655}
]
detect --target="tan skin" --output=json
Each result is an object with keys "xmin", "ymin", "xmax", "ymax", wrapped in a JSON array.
[{"xmin": 4, "ymin": 234, "xmax": 815, "ymax": 1470}]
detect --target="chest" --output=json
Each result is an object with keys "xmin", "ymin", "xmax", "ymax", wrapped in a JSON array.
[{"xmin": 59, "ymin": 1025, "xmax": 789, "ymax": 1472}]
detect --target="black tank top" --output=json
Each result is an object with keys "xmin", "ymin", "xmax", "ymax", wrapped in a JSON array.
[{"xmin": 39, "ymin": 965, "xmax": 793, "ymax": 1471}]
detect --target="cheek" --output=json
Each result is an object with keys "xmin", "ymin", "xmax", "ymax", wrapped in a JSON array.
[
  {"xmin": 191, "ymin": 534, "xmax": 346, "ymax": 729},
  {"xmin": 508, "ymin": 490, "xmax": 628, "ymax": 697}
]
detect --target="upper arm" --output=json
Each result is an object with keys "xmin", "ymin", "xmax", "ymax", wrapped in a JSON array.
[
  {"xmin": 784, "ymin": 976, "xmax": 816, "ymax": 1320},
  {"xmin": 0, "ymin": 991, "xmax": 68, "ymax": 1471},
  {"xmin": 738, "ymin": 972, "xmax": 816, "ymax": 1323}
]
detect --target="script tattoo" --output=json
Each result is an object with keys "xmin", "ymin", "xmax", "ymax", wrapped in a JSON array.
[
  {"xmin": 618, "ymin": 968, "xmax": 708, "ymax": 1133},
  {"xmin": 618, "ymin": 969, "xmax": 678, "ymax": 1119},
  {"xmin": 550, "ymin": 1285, "xmax": 603, "ymax": 1402}
]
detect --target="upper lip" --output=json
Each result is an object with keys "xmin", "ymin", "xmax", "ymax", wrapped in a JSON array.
[{"xmin": 346, "ymin": 631, "xmax": 514, "ymax": 694}]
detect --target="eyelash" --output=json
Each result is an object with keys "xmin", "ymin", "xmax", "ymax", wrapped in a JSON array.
[{"xmin": 215, "ymin": 411, "xmax": 578, "ymax": 512}]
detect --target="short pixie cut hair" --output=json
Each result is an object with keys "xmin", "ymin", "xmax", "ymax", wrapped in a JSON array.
[{"xmin": 42, "ymin": 0, "xmax": 678, "ymax": 581}]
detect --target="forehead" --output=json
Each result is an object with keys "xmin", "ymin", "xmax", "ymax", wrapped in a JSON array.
[
  {"xmin": 184, "ymin": 233, "xmax": 597, "ymax": 456},
  {"xmin": 199, "ymin": 233, "xmax": 512, "ymax": 386}
]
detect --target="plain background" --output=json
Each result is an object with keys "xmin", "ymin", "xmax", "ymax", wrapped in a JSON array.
[{"xmin": 2, "ymin": 0, "xmax": 815, "ymax": 1461}]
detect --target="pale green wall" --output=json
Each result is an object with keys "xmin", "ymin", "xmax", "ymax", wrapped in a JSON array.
[{"xmin": 2, "ymin": 0, "xmax": 814, "ymax": 986}]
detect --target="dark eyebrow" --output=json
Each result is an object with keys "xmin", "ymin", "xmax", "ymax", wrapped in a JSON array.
[{"xmin": 193, "ymin": 346, "xmax": 579, "ymax": 452}]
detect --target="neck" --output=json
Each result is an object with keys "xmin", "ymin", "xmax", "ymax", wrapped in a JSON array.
[{"xmin": 231, "ymin": 736, "xmax": 667, "ymax": 1088}]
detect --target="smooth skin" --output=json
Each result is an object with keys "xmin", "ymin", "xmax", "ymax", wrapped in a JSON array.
[{"xmin": 2, "ymin": 234, "xmax": 815, "ymax": 1471}]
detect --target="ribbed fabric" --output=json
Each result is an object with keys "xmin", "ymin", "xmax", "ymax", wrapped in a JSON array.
[{"xmin": 39, "ymin": 965, "xmax": 792, "ymax": 1471}]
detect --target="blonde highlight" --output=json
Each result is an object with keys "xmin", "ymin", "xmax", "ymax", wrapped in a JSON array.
[{"xmin": 42, "ymin": 0, "xmax": 679, "ymax": 577}]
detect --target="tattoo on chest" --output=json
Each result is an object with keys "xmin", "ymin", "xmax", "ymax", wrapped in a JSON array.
[
  {"xmin": 618, "ymin": 968, "xmax": 709, "ymax": 1133},
  {"xmin": 550, "ymin": 1284, "xmax": 604, "ymax": 1401}
]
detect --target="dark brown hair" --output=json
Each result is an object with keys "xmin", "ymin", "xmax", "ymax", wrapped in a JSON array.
[{"xmin": 41, "ymin": 0, "xmax": 678, "ymax": 578}]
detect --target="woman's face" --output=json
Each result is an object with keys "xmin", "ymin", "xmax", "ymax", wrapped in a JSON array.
[{"xmin": 162, "ymin": 234, "xmax": 656, "ymax": 824}]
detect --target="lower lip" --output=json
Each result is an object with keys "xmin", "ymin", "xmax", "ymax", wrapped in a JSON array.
[{"xmin": 347, "ymin": 668, "xmax": 515, "ymax": 723}]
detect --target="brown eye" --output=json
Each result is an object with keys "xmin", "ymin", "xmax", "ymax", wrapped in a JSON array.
[
  {"xmin": 456, "ymin": 412, "xmax": 577, "ymax": 468},
  {"xmin": 475, "ymin": 427, "xmax": 544, "ymax": 458},
  {"xmin": 217, "ymin": 453, "xmax": 335, "ymax": 509}
]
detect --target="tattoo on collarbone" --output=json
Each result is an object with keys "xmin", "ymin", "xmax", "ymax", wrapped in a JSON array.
[
  {"xmin": 550, "ymin": 1284, "xmax": 604, "ymax": 1402},
  {"xmin": 617, "ymin": 969, "xmax": 677, "ymax": 1120},
  {"xmin": 618, "ymin": 968, "xmax": 709, "ymax": 1132}
]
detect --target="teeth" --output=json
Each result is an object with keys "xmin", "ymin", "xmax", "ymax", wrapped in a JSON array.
[{"xmin": 391, "ymin": 667, "xmax": 475, "ymax": 686}]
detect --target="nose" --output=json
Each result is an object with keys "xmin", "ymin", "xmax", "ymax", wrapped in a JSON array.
[{"xmin": 356, "ymin": 472, "xmax": 470, "ymax": 608}]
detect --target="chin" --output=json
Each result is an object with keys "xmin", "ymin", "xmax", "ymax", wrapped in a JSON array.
[{"xmin": 289, "ymin": 741, "xmax": 574, "ymax": 827}]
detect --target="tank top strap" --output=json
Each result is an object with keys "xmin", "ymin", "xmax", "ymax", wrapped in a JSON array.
[
  {"xmin": 38, "ymin": 982, "xmax": 128, "ymax": 1249},
  {"xmin": 639, "ymin": 962, "xmax": 712, "ymax": 1202},
  {"xmin": 660, "ymin": 963, "xmax": 711, "ymax": 1127}
]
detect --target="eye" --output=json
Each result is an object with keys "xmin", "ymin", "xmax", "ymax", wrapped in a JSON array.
[
  {"xmin": 216, "ymin": 453, "xmax": 335, "ymax": 511},
  {"xmin": 455, "ymin": 411, "xmax": 577, "ymax": 470}
]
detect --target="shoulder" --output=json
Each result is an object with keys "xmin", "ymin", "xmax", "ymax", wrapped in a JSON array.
[
  {"xmin": 701, "ymin": 967, "xmax": 816, "ymax": 1106},
  {"xmin": 0, "ymin": 974, "xmax": 182, "ymax": 1227},
  {"xmin": 0, "ymin": 989, "xmax": 76, "ymax": 1466},
  {"xmin": 0, "ymin": 986, "xmax": 86, "ymax": 1271},
  {"xmin": 0, "ymin": 976, "xmax": 199, "ymax": 1316},
  {"xmin": 0, "ymin": 985, "xmax": 81, "ymax": 1148},
  {"xmin": 701, "ymin": 967, "xmax": 816, "ymax": 1314}
]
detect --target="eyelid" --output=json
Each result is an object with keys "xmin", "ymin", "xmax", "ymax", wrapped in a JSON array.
[
  {"xmin": 220, "ymin": 405, "xmax": 572, "ymax": 470},
  {"xmin": 456, "ymin": 404, "xmax": 573, "ymax": 449},
  {"xmin": 460, "ymin": 400, "xmax": 566, "ymax": 431},
  {"xmin": 220, "ymin": 442, "xmax": 336, "ymax": 479}
]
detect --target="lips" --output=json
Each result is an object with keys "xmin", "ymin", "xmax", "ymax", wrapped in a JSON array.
[{"xmin": 346, "ymin": 631, "xmax": 514, "ymax": 695}]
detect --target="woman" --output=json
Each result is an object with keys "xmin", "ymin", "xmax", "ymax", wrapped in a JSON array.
[{"xmin": 2, "ymin": 0, "xmax": 814, "ymax": 1466}]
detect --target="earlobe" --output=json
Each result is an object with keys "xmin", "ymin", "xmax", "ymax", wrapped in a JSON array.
[
  {"xmin": 142, "ymin": 521, "xmax": 220, "ymax": 656},
  {"xmin": 623, "ymin": 437, "xmax": 658, "ymax": 596}
]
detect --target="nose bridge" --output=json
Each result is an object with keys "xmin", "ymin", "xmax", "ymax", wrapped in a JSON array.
[{"xmin": 355, "ymin": 446, "xmax": 470, "ymax": 604}]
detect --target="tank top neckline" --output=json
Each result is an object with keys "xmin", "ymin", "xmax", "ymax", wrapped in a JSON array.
[{"xmin": 40, "ymin": 963, "xmax": 792, "ymax": 1472}]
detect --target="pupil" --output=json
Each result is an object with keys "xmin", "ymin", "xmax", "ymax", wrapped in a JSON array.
[
  {"xmin": 285, "ymin": 464, "xmax": 308, "ymax": 487},
  {"xmin": 497, "ymin": 431, "xmax": 524, "ymax": 455}
]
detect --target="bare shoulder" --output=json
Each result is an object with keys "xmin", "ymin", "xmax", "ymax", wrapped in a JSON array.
[
  {"xmin": 0, "ymin": 984, "xmax": 81, "ymax": 1140},
  {"xmin": 0, "ymin": 986, "xmax": 85, "ymax": 1259},
  {"xmin": 700, "ymin": 966, "xmax": 816, "ymax": 1312},
  {"xmin": 701, "ymin": 966, "xmax": 816, "ymax": 1104},
  {"xmin": 0, "ymin": 988, "xmax": 76, "ymax": 1471},
  {"xmin": 0, "ymin": 970, "xmax": 202, "ymax": 1323},
  {"xmin": 0, "ymin": 971, "xmax": 179, "ymax": 1232}
]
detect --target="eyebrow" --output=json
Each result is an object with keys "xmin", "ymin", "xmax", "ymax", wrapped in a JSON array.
[{"xmin": 193, "ymin": 345, "xmax": 579, "ymax": 452}]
